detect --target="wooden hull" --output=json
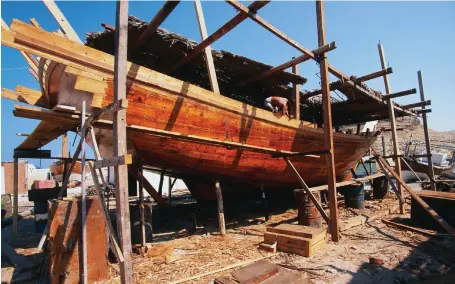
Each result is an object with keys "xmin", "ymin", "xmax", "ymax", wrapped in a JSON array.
[{"xmin": 44, "ymin": 62, "xmax": 377, "ymax": 199}]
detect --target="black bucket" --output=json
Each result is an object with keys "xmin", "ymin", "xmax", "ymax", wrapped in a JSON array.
[
  {"xmin": 373, "ymin": 176, "xmax": 390, "ymax": 200},
  {"xmin": 340, "ymin": 184, "xmax": 365, "ymax": 209}
]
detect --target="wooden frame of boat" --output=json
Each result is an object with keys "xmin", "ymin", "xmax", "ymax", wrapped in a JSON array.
[{"xmin": 2, "ymin": 1, "xmax": 433, "ymax": 281}]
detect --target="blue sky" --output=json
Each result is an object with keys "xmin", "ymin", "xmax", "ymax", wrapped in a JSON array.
[{"xmin": 1, "ymin": 1, "xmax": 455, "ymax": 167}]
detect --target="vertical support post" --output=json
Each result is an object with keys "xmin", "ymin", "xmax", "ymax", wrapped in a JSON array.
[
  {"xmin": 194, "ymin": 0, "xmax": 220, "ymax": 94},
  {"xmin": 168, "ymin": 176, "xmax": 172, "ymax": 205},
  {"xmin": 13, "ymin": 157, "xmax": 19, "ymax": 234},
  {"xmin": 381, "ymin": 135, "xmax": 387, "ymax": 156},
  {"xmin": 80, "ymin": 101, "xmax": 88, "ymax": 284},
  {"xmin": 158, "ymin": 170, "xmax": 164, "ymax": 196},
  {"xmin": 260, "ymin": 185, "xmax": 269, "ymax": 221},
  {"xmin": 215, "ymin": 181, "xmax": 226, "ymax": 235},
  {"xmin": 417, "ymin": 70, "xmax": 436, "ymax": 190},
  {"xmin": 316, "ymin": 0, "xmax": 339, "ymax": 242},
  {"xmin": 62, "ymin": 132, "xmax": 67, "ymax": 158},
  {"xmin": 378, "ymin": 42, "xmax": 404, "ymax": 214},
  {"xmin": 114, "ymin": 1, "xmax": 134, "ymax": 282},
  {"xmin": 138, "ymin": 163, "xmax": 146, "ymax": 248},
  {"xmin": 292, "ymin": 59, "xmax": 300, "ymax": 120},
  {"xmin": 356, "ymin": 124, "xmax": 361, "ymax": 135}
]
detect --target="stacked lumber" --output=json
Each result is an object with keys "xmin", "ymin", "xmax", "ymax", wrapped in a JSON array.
[{"xmin": 260, "ymin": 224, "xmax": 327, "ymax": 257}]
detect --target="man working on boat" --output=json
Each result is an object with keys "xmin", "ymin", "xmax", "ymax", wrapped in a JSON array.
[{"xmin": 264, "ymin": 96, "xmax": 292, "ymax": 117}]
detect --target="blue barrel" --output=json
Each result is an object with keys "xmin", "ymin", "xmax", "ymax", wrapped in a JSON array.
[
  {"xmin": 340, "ymin": 184, "xmax": 365, "ymax": 209},
  {"xmin": 34, "ymin": 201, "xmax": 48, "ymax": 233}
]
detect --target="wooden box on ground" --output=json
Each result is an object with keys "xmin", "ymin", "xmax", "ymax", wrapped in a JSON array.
[
  {"xmin": 411, "ymin": 191, "xmax": 455, "ymax": 231},
  {"xmin": 261, "ymin": 224, "xmax": 326, "ymax": 257},
  {"xmin": 48, "ymin": 197, "xmax": 108, "ymax": 284}
]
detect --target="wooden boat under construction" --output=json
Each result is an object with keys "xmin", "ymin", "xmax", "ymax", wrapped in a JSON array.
[{"xmin": 4, "ymin": 18, "xmax": 396, "ymax": 201}]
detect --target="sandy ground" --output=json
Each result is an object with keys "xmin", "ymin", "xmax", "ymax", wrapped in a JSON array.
[{"xmin": 2, "ymin": 189, "xmax": 454, "ymax": 284}]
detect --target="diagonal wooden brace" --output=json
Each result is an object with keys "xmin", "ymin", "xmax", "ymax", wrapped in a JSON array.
[{"xmin": 284, "ymin": 157, "xmax": 329, "ymax": 223}]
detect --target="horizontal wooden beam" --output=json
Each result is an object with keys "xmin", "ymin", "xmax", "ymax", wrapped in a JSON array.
[
  {"xmin": 382, "ymin": 154, "xmax": 404, "ymax": 159},
  {"xmin": 170, "ymin": 1, "xmax": 269, "ymax": 71},
  {"xmin": 354, "ymin": 67, "xmax": 393, "ymax": 83},
  {"xmin": 14, "ymin": 149, "xmax": 51, "ymax": 159},
  {"xmin": 301, "ymin": 82, "xmax": 340, "ymax": 100},
  {"xmin": 382, "ymin": 88, "xmax": 417, "ymax": 100},
  {"xmin": 13, "ymin": 105, "xmax": 321, "ymax": 159},
  {"xmin": 380, "ymin": 127, "xmax": 404, "ymax": 132},
  {"xmin": 1, "ymin": 87, "xmax": 48, "ymax": 108},
  {"xmin": 401, "ymin": 100, "xmax": 431, "ymax": 110},
  {"xmin": 307, "ymin": 173, "xmax": 384, "ymax": 192},
  {"xmin": 416, "ymin": 109, "xmax": 431, "ymax": 114},
  {"xmin": 133, "ymin": 1, "xmax": 180, "ymax": 53},
  {"xmin": 93, "ymin": 154, "xmax": 132, "ymax": 169},
  {"xmin": 237, "ymin": 42, "xmax": 336, "ymax": 86},
  {"xmin": 271, "ymin": 149, "xmax": 329, "ymax": 158}
]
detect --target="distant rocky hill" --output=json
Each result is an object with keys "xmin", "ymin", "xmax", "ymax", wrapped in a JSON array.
[{"xmin": 374, "ymin": 116, "xmax": 455, "ymax": 155}]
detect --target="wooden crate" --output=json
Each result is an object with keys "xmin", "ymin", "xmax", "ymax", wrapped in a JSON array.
[{"xmin": 262, "ymin": 224, "xmax": 326, "ymax": 257}]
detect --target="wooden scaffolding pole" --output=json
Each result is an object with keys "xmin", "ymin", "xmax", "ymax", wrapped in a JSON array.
[
  {"xmin": 316, "ymin": 0, "xmax": 339, "ymax": 242},
  {"xmin": 215, "ymin": 181, "xmax": 226, "ymax": 235},
  {"xmin": 113, "ymin": 1, "xmax": 134, "ymax": 282},
  {"xmin": 42, "ymin": 0, "xmax": 82, "ymax": 43},
  {"xmin": 292, "ymin": 60, "xmax": 300, "ymax": 120},
  {"xmin": 13, "ymin": 157, "xmax": 18, "ymax": 234},
  {"xmin": 194, "ymin": 0, "xmax": 220, "ymax": 94},
  {"xmin": 378, "ymin": 42, "xmax": 404, "ymax": 214},
  {"xmin": 62, "ymin": 132, "xmax": 67, "ymax": 157},
  {"xmin": 138, "ymin": 163, "xmax": 146, "ymax": 247},
  {"xmin": 80, "ymin": 101, "xmax": 88, "ymax": 284},
  {"xmin": 417, "ymin": 70, "xmax": 436, "ymax": 190}
]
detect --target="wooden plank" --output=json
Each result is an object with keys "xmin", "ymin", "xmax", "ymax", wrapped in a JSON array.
[
  {"xmin": 416, "ymin": 109, "xmax": 432, "ymax": 114},
  {"xmin": 401, "ymin": 100, "xmax": 431, "ymax": 110},
  {"xmin": 382, "ymin": 219, "xmax": 449, "ymax": 237},
  {"xmin": 133, "ymin": 1, "xmax": 180, "ymax": 53},
  {"xmin": 13, "ymin": 158, "xmax": 18, "ymax": 234},
  {"xmin": 113, "ymin": 1, "xmax": 134, "ymax": 282},
  {"xmin": 29, "ymin": 18, "xmax": 41, "ymax": 29},
  {"xmin": 1, "ymin": 88, "xmax": 46, "ymax": 108},
  {"xmin": 80, "ymin": 101, "xmax": 88, "ymax": 284},
  {"xmin": 194, "ymin": 0, "xmax": 220, "ymax": 94},
  {"xmin": 418, "ymin": 70, "xmax": 436, "ymax": 190},
  {"xmin": 284, "ymin": 158, "xmax": 329, "ymax": 223},
  {"xmin": 93, "ymin": 155, "xmax": 132, "ymax": 169},
  {"xmin": 215, "ymin": 181, "xmax": 226, "ymax": 235},
  {"xmin": 374, "ymin": 153, "xmax": 455, "ymax": 237},
  {"xmin": 42, "ymin": 0, "xmax": 83, "ymax": 43},
  {"xmin": 231, "ymin": 260, "xmax": 279, "ymax": 284},
  {"xmin": 168, "ymin": 254, "xmax": 278, "ymax": 284},
  {"xmin": 158, "ymin": 170, "xmax": 164, "ymax": 196},
  {"xmin": 382, "ymin": 88, "xmax": 417, "ymax": 100},
  {"xmin": 378, "ymin": 42, "xmax": 404, "ymax": 214},
  {"xmin": 170, "ymin": 1, "xmax": 269, "ymax": 71},
  {"xmin": 13, "ymin": 105, "xmax": 322, "ymax": 159},
  {"xmin": 1, "ymin": 241, "xmax": 35, "ymax": 271},
  {"xmin": 292, "ymin": 61, "xmax": 300, "ymax": 120},
  {"xmin": 237, "ymin": 42, "xmax": 335, "ymax": 86},
  {"xmin": 266, "ymin": 224, "xmax": 326, "ymax": 243},
  {"xmin": 316, "ymin": 0, "xmax": 339, "ymax": 242},
  {"xmin": 354, "ymin": 67, "xmax": 393, "ymax": 83},
  {"xmin": 306, "ymin": 173, "xmax": 384, "ymax": 192}
]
